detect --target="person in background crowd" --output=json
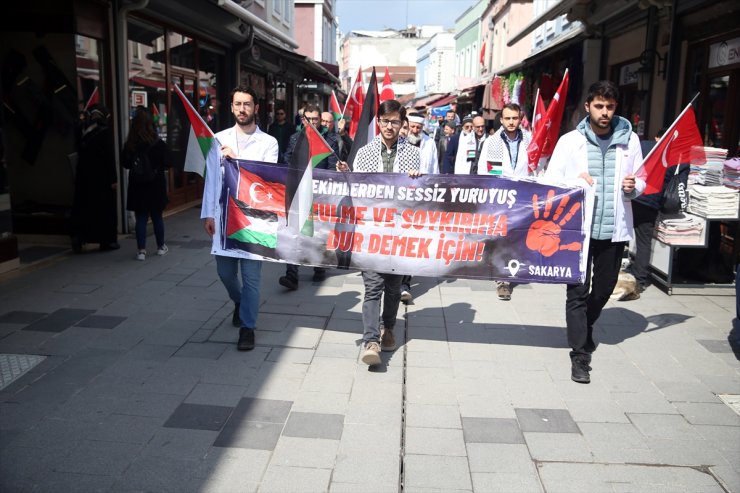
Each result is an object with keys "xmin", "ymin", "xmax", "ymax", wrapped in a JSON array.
[
  {"xmin": 278, "ymin": 104, "xmax": 340, "ymax": 291},
  {"xmin": 477, "ymin": 103, "xmax": 533, "ymax": 301},
  {"xmin": 628, "ymin": 128, "xmax": 669, "ymax": 294},
  {"xmin": 544, "ymin": 80, "xmax": 644, "ymax": 384},
  {"xmin": 337, "ymin": 100, "xmax": 421, "ymax": 366},
  {"xmin": 267, "ymin": 106, "xmax": 294, "ymax": 163},
  {"xmin": 121, "ymin": 106, "xmax": 168, "ymax": 262},
  {"xmin": 202, "ymin": 85, "xmax": 279, "ymax": 351},
  {"xmin": 336, "ymin": 118, "xmax": 353, "ymax": 162},
  {"xmin": 399, "ymin": 112, "xmax": 439, "ymax": 302},
  {"xmin": 400, "ymin": 117, "xmax": 410, "ymax": 138},
  {"xmin": 437, "ymin": 121, "xmax": 456, "ymax": 171},
  {"xmin": 72, "ymin": 104, "xmax": 119, "ymax": 253},
  {"xmin": 443, "ymin": 114, "xmax": 475, "ymax": 174}
]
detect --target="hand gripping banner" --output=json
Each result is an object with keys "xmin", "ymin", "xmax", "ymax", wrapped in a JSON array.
[{"xmin": 219, "ymin": 159, "xmax": 592, "ymax": 284}]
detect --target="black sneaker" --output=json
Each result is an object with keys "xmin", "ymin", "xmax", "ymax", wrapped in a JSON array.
[
  {"xmin": 279, "ymin": 275, "xmax": 298, "ymax": 290},
  {"xmin": 312, "ymin": 269, "xmax": 327, "ymax": 282},
  {"xmin": 583, "ymin": 353, "xmax": 593, "ymax": 372},
  {"xmin": 237, "ymin": 327, "xmax": 255, "ymax": 351},
  {"xmin": 571, "ymin": 356, "xmax": 590, "ymax": 384},
  {"xmin": 232, "ymin": 303, "xmax": 241, "ymax": 327}
]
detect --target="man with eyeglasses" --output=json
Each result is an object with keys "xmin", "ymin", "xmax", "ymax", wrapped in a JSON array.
[
  {"xmin": 267, "ymin": 107, "xmax": 295, "ymax": 163},
  {"xmin": 477, "ymin": 103, "xmax": 533, "ymax": 301},
  {"xmin": 337, "ymin": 100, "xmax": 422, "ymax": 366},
  {"xmin": 322, "ymin": 111, "xmax": 353, "ymax": 162},
  {"xmin": 202, "ymin": 85, "xmax": 279, "ymax": 351},
  {"xmin": 278, "ymin": 104, "xmax": 340, "ymax": 290},
  {"xmin": 444, "ymin": 114, "xmax": 481, "ymax": 174}
]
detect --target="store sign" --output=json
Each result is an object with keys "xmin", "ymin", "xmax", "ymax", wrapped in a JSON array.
[
  {"xmin": 131, "ymin": 90, "xmax": 147, "ymax": 108},
  {"xmin": 709, "ymin": 37, "xmax": 740, "ymax": 69},
  {"xmin": 619, "ymin": 62, "xmax": 640, "ymax": 86}
]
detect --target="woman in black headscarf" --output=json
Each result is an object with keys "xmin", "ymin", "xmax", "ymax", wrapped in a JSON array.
[{"xmin": 71, "ymin": 104, "xmax": 119, "ymax": 252}]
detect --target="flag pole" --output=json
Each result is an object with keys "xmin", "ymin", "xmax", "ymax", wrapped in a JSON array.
[
  {"xmin": 303, "ymin": 117, "xmax": 343, "ymax": 163},
  {"xmin": 640, "ymin": 92, "xmax": 700, "ymax": 166},
  {"xmin": 173, "ymin": 83, "xmax": 221, "ymax": 147}
]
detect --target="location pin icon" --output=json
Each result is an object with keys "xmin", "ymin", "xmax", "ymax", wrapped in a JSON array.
[{"xmin": 507, "ymin": 259, "xmax": 521, "ymax": 277}]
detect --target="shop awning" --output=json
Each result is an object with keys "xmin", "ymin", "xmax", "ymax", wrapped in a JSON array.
[
  {"xmin": 410, "ymin": 93, "xmax": 445, "ymax": 108},
  {"xmin": 131, "ymin": 76, "xmax": 167, "ymax": 89},
  {"xmin": 430, "ymin": 94, "xmax": 456, "ymax": 107},
  {"xmin": 254, "ymin": 40, "xmax": 341, "ymax": 86}
]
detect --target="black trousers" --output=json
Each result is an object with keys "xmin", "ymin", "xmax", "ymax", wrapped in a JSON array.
[
  {"xmin": 566, "ymin": 239, "xmax": 626, "ymax": 358},
  {"xmin": 631, "ymin": 201, "xmax": 659, "ymax": 288},
  {"xmin": 285, "ymin": 264, "xmax": 326, "ymax": 279}
]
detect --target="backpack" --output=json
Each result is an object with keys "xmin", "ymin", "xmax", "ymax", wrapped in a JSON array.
[{"xmin": 127, "ymin": 148, "xmax": 156, "ymax": 183}]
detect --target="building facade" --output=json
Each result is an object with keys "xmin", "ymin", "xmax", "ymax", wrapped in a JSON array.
[
  {"xmin": 416, "ymin": 31, "xmax": 456, "ymax": 98},
  {"xmin": 0, "ymin": 0, "xmax": 340, "ymax": 269}
]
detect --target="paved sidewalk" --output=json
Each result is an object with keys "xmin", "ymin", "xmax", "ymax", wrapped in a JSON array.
[{"xmin": 1, "ymin": 207, "xmax": 739, "ymax": 493}]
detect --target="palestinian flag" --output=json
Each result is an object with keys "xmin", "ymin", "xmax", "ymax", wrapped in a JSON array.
[
  {"xmin": 224, "ymin": 161, "xmax": 286, "ymax": 250},
  {"xmin": 173, "ymin": 84, "xmax": 218, "ymax": 177},
  {"xmin": 286, "ymin": 123, "xmax": 334, "ymax": 237},
  {"xmin": 346, "ymin": 67, "xmax": 379, "ymax": 169},
  {"xmin": 151, "ymin": 103, "xmax": 160, "ymax": 125},
  {"xmin": 330, "ymin": 90, "xmax": 343, "ymax": 122},
  {"xmin": 225, "ymin": 196, "xmax": 279, "ymax": 248},
  {"xmin": 84, "ymin": 86, "xmax": 99, "ymax": 111}
]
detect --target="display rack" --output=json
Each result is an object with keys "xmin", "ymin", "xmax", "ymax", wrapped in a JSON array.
[{"xmin": 642, "ymin": 212, "xmax": 738, "ymax": 295}]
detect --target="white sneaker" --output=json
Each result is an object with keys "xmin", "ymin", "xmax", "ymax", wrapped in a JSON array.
[
  {"xmin": 136, "ymin": 250, "xmax": 146, "ymax": 261},
  {"xmin": 157, "ymin": 245, "xmax": 169, "ymax": 256}
]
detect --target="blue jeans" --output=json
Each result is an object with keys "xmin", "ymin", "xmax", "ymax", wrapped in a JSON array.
[
  {"xmin": 361, "ymin": 270, "xmax": 403, "ymax": 343},
  {"xmin": 216, "ymin": 255, "xmax": 262, "ymax": 329},
  {"xmin": 135, "ymin": 210, "xmax": 165, "ymax": 250}
]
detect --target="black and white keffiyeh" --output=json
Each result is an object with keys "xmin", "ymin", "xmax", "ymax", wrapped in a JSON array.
[{"xmin": 353, "ymin": 136, "xmax": 421, "ymax": 173}]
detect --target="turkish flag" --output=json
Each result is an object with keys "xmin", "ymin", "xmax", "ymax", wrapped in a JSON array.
[
  {"xmin": 346, "ymin": 68, "xmax": 379, "ymax": 169},
  {"xmin": 379, "ymin": 67, "xmax": 395, "ymax": 103},
  {"xmin": 527, "ymin": 70, "xmax": 569, "ymax": 172},
  {"xmin": 531, "ymin": 89, "xmax": 546, "ymax": 135},
  {"xmin": 236, "ymin": 167, "xmax": 286, "ymax": 216},
  {"xmin": 639, "ymin": 105, "xmax": 704, "ymax": 194},
  {"xmin": 344, "ymin": 67, "xmax": 365, "ymax": 139}
]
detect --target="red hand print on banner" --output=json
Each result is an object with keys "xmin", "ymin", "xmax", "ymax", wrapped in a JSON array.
[{"xmin": 526, "ymin": 190, "xmax": 582, "ymax": 257}]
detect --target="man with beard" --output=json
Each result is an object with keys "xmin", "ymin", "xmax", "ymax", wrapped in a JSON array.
[
  {"xmin": 443, "ymin": 114, "xmax": 480, "ymax": 174},
  {"xmin": 477, "ymin": 103, "xmax": 532, "ymax": 301},
  {"xmin": 202, "ymin": 85, "xmax": 279, "ymax": 351},
  {"xmin": 278, "ymin": 104, "xmax": 340, "ymax": 290},
  {"xmin": 544, "ymin": 80, "xmax": 644, "ymax": 384},
  {"xmin": 337, "ymin": 100, "xmax": 422, "ymax": 365},
  {"xmin": 322, "ymin": 111, "xmax": 352, "ymax": 161},
  {"xmin": 399, "ymin": 112, "xmax": 439, "ymax": 302}
]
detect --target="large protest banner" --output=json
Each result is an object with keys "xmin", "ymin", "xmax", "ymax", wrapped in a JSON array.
[{"xmin": 219, "ymin": 159, "xmax": 592, "ymax": 284}]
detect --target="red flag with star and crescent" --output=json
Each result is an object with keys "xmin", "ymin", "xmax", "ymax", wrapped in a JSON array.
[
  {"xmin": 344, "ymin": 67, "xmax": 365, "ymax": 139},
  {"xmin": 379, "ymin": 67, "xmax": 395, "ymax": 103},
  {"xmin": 527, "ymin": 70, "xmax": 569, "ymax": 172},
  {"xmin": 637, "ymin": 103, "xmax": 704, "ymax": 194}
]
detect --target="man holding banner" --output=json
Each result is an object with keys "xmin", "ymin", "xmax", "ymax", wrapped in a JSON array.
[
  {"xmin": 338, "ymin": 99, "xmax": 422, "ymax": 366},
  {"xmin": 202, "ymin": 85, "xmax": 279, "ymax": 351},
  {"xmin": 544, "ymin": 80, "xmax": 644, "ymax": 384}
]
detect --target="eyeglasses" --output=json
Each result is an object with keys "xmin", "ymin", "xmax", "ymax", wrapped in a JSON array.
[{"xmin": 379, "ymin": 118, "xmax": 402, "ymax": 128}]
